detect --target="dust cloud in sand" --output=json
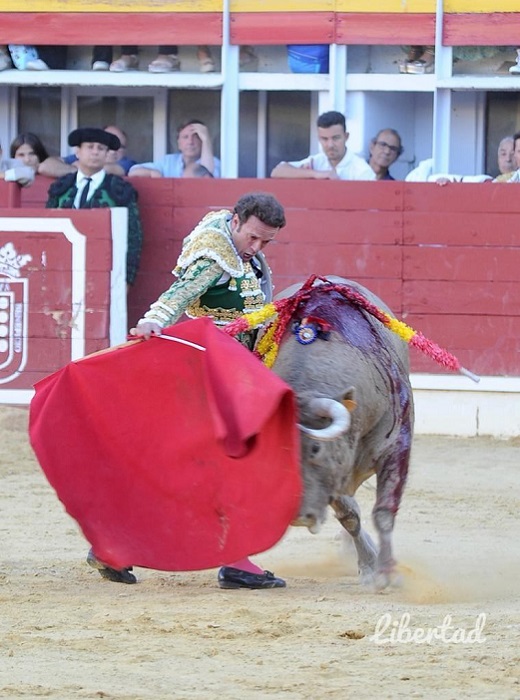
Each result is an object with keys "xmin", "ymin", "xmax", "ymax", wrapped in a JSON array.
[{"xmin": 1, "ymin": 405, "xmax": 519, "ymax": 699}]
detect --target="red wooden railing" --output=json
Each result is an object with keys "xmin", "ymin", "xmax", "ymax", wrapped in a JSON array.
[
  {"xmin": 3, "ymin": 10, "xmax": 520, "ymax": 46},
  {"xmin": 11, "ymin": 176, "xmax": 520, "ymax": 378}
]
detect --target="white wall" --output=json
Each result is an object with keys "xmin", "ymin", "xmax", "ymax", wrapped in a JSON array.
[
  {"xmin": 449, "ymin": 92, "xmax": 486, "ymax": 176},
  {"xmin": 412, "ymin": 375, "xmax": 520, "ymax": 437}
]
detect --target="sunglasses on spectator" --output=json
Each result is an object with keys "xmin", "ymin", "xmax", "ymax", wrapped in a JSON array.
[{"xmin": 374, "ymin": 140, "xmax": 400, "ymax": 154}]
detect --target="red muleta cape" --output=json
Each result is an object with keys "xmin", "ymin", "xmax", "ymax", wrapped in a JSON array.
[{"xmin": 29, "ymin": 317, "xmax": 302, "ymax": 571}]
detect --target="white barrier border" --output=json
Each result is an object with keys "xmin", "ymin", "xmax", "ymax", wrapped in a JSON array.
[{"xmin": 0, "ymin": 212, "xmax": 127, "ymax": 405}]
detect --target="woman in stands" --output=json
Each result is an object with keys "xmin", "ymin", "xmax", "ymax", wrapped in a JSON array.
[{"xmin": 10, "ymin": 132, "xmax": 50, "ymax": 171}]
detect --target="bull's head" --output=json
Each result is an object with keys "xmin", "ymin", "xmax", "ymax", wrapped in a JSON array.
[{"xmin": 292, "ymin": 390, "xmax": 356, "ymax": 534}]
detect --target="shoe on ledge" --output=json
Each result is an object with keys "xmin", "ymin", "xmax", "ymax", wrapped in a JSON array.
[
  {"xmin": 87, "ymin": 548, "xmax": 137, "ymax": 584},
  {"xmin": 199, "ymin": 57, "xmax": 216, "ymax": 73},
  {"xmin": 218, "ymin": 566, "xmax": 286, "ymax": 589},
  {"xmin": 92, "ymin": 60, "xmax": 109, "ymax": 71},
  {"xmin": 148, "ymin": 54, "xmax": 181, "ymax": 73},
  {"xmin": 25, "ymin": 59, "xmax": 49, "ymax": 71},
  {"xmin": 110, "ymin": 54, "xmax": 139, "ymax": 72}
]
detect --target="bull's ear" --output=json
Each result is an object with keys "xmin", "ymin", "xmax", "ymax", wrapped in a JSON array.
[{"xmin": 339, "ymin": 386, "xmax": 357, "ymax": 413}]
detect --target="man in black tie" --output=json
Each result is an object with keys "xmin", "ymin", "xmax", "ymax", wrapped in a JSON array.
[
  {"xmin": 77, "ymin": 176, "xmax": 92, "ymax": 208},
  {"xmin": 46, "ymin": 127, "xmax": 143, "ymax": 287}
]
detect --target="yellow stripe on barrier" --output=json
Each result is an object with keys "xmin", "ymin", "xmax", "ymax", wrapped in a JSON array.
[
  {"xmin": 230, "ymin": 0, "xmax": 334, "ymax": 9},
  {"xmin": 445, "ymin": 0, "xmax": 520, "ymax": 10},
  {"xmin": 0, "ymin": 0, "xmax": 221, "ymax": 11},
  {"xmin": 336, "ymin": 0, "xmax": 434, "ymax": 11},
  {"xmin": 230, "ymin": 0, "xmax": 516, "ymax": 9},
  {"xmin": 0, "ymin": 0, "xmax": 516, "ymax": 13}
]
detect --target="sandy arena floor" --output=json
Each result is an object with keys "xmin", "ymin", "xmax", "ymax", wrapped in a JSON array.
[{"xmin": 1, "ymin": 405, "xmax": 519, "ymax": 699}]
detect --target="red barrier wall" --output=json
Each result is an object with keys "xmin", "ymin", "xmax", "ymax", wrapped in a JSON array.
[
  {"xmin": 14, "ymin": 176, "xmax": 520, "ymax": 379},
  {"xmin": 0, "ymin": 206, "xmax": 116, "ymax": 392},
  {"xmin": 4, "ymin": 11, "xmax": 520, "ymax": 46}
]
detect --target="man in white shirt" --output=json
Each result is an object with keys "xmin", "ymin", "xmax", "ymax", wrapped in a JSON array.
[
  {"xmin": 405, "ymin": 158, "xmax": 492, "ymax": 184},
  {"xmin": 270, "ymin": 110, "xmax": 375, "ymax": 181},
  {"xmin": 129, "ymin": 119, "xmax": 220, "ymax": 179}
]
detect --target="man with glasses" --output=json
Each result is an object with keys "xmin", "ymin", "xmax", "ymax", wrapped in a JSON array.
[
  {"xmin": 368, "ymin": 129, "xmax": 403, "ymax": 181},
  {"xmin": 271, "ymin": 110, "xmax": 375, "ymax": 181}
]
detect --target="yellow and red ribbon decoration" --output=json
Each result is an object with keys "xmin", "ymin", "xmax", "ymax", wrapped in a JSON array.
[{"xmin": 224, "ymin": 275, "xmax": 480, "ymax": 383}]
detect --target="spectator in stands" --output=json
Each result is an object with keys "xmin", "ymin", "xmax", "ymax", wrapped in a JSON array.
[
  {"xmin": 92, "ymin": 45, "xmax": 216, "ymax": 73},
  {"xmin": 498, "ymin": 131, "xmax": 520, "ymax": 183},
  {"xmin": 60, "ymin": 125, "xmax": 136, "ymax": 175},
  {"xmin": 0, "ymin": 46, "xmax": 10, "ymax": 70},
  {"xmin": 270, "ymin": 110, "xmax": 375, "ymax": 180},
  {"xmin": 102, "ymin": 126, "xmax": 137, "ymax": 174},
  {"xmin": 368, "ymin": 128, "xmax": 403, "ymax": 180},
  {"xmin": 406, "ymin": 135, "xmax": 515, "ymax": 184},
  {"xmin": 239, "ymin": 45, "xmax": 258, "ymax": 70},
  {"xmin": 46, "ymin": 127, "xmax": 143, "ymax": 287},
  {"xmin": 405, "ymin": 158, "xmax": 492, "ymax": 184},
  {"xmin": 401, "ymin": 45, "xmax": 512, "ymax": 74},
  {"xmin": 38, "ymin": 125, "xmax": 131, "ymax": 178},
  {"xmin": 0, "ymin": 139, "xmax": 35, "ymax": 187},
  {"xmin": 510, "ymin": 48, "xmax": 520, "ymax": 74},
  {"xmin": 182, "ymin": 163, "xmax": 214, "ymax": 178},
  {"xmin": 37, "ymin": 46, "xmax": 68, "ymax": 69},
  {"xmin": 399, "ymin": 46, "xmax": 435, "ymax": 74},
  {"xmin": 10, "ymin": 133, "xmax": 50, "ymax": 172},
  {"xmin": 129, "ymin": 119, "xmax": 220, "ymax": 178},
  {"xmin": 493, "ymin": 136, "xmax": 515, "ymax": 181},
  {"xmin": 287, "ymin": 44, "xmax": 329, "ymax": 74},
  {"xmin": 0, "ymin": 45, "xmax": 48, "ymax": 71}
]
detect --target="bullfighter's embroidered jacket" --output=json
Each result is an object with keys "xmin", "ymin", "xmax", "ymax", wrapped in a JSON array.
[{"xmin": 140, "ymin": 209, "xmax": 265, "ymax": 330}]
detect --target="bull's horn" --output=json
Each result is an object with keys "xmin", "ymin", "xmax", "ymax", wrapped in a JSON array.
[{"xmin": 298, "ymin": 397, "xmax": 350, "ymax": 441}]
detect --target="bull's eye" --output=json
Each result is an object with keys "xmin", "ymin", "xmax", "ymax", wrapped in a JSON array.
[{"xmin": 310, "ymin": 442, "xmax": 320, "ymax": 457}]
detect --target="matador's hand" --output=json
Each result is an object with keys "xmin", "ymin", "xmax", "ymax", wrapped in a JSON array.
[{"xmin": 129, "ymin": 321, "xmax": 162, "ymax": 340}]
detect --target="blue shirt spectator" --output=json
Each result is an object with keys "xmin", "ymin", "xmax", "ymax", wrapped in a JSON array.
[
  {"xmin": 129, "ymin": 152, "xmax": 221, "ymax": 178},
  {"xmin": 129, "ymin": 120, "xmax": 220, "ymax": 179}
]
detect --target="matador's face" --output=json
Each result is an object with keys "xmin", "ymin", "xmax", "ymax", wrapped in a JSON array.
[{"xmin": 230, "ymin": 214, "xmax": 278, "ymax": 262}]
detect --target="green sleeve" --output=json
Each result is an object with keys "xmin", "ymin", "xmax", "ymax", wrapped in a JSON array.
[{"xmin": 140, "ymin": 258, "xmax": 223, "ymax": 327}]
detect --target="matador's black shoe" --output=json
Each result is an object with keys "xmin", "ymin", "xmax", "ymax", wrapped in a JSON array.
[
  {"xmin": 218, "ymin": 567, "xmax": 286, "ymax": 590},
  {"xmin": 87, "ymin": 548, "xmax": 137, "ymax": 584}
]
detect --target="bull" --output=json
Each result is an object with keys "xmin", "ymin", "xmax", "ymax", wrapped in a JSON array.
[{"xmin": 271, "ymin": 276, "xmax": 414, "ymax": 589}]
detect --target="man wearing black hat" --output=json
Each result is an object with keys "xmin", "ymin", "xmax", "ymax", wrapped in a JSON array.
[{"xmin": 46, "ymin": 127, "xmax": 143, "ymax": 287}]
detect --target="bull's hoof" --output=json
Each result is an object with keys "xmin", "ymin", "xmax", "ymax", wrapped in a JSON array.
[
  {"xmin": 359, "ymin": 566, "xmax": 377, "ymax": 588},
  {"xmin": 373, "ymin": 568, "xmax": 403, "ymax": 592}
]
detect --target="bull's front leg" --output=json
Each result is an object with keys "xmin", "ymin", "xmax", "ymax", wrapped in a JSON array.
[
  {"xmin": 331, "ymin": 495, "xmax": 378, "ymax": 585},
  {"xmin": 372, "ymin": 506, "xmax": 398, "ymax": 590}
]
